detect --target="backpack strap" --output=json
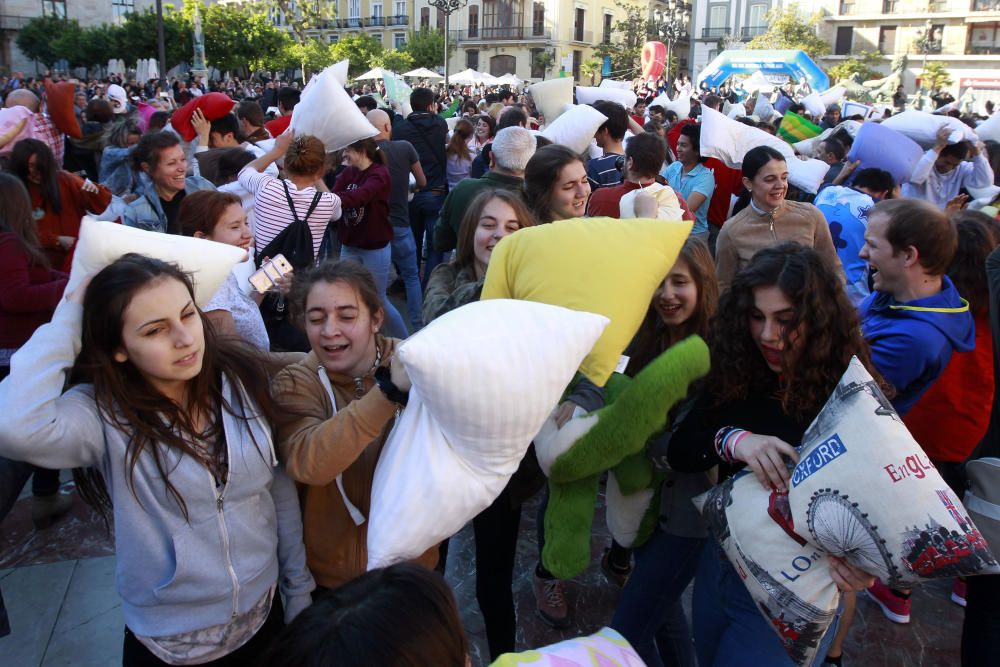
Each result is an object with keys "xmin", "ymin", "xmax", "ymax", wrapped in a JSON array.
[{"xmin": 282, "ymin": 180, "xmax": 323, "ymax": 225}]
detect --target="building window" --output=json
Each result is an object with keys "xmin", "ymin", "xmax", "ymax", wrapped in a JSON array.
[
  {"xmin": 113, "ymin": 0, "xmax": 134, "ymax": 23},
  {"xmin": 396, "ymin": 0, "xmax": 406, "ymax": 15},
  {"xmin": 394, "ymin": 32, "xmax": 406, "ymax": 48},
  {"xmin": 467, "ymin": 49, "xmax": 480, "ymax": 69},
  {"xmin": 748, "ymin": 3, "xmax": 767, "ymax": 27},
  {"xmin": 533, "ymin": 2, "xmax": 545, "ymax": 36},
  {"xmin": 709, "ymin": 4, "xmax": 727, "ymax": 27},
  {"xmin": 839, "ymin": 0, "xmax": 855, "ymax": 13},
  {"xmin": 878, "ymin": 25, "xmax": 896, "ymax": 53},
  {"xmin": 469, "ymin": 5, "xmax": 479, "ymax": 37},
  {"xmin": 969, "ymin": 22, "xmax": 1000, "ymax": 54},
  {"xmin": 373, "ymin": 2, "xmax": 383, "ymax": 18},
  {"xmin": 882, "ymin": 0, "xmax": 897, "ymax": 11},
  {"xmin": 329, "ymin": 34, "xmax": 339, "ymax": 43},
  {"xmin": 483, "ymin": 0, "xmax": 525, "ymax": 39},
  {"xmin": 42, "ymin": 0, "xmax": 67, "ymax": 18},
  {"xmin": 572, "ymin": 49, "xmax": 582, "ymax": 81},
  {"xmin": 602, "ymin": 13, "xmax": 612, "ymax": 44},
  {"xmin": 349, "ymin": 0, "xmax": 360, "ymax": 17},
  {"xmin": 530, "ymin": 48, "xmax": 546, "ymax": 78},
  {"xmin": 420, "ymin": 6, "xmax": 430, "ymax": 29},
  {"xmin": 835, "ymin": 25, "xmax": 853, "ymax": 55},
  {"xmin": 574, "ymin": 8, "xmax": 585, "ymax": 42}
]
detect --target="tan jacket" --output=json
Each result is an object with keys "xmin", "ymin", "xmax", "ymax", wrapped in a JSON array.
[
  {"xmin": 715, "ymin": 200, "xmax": 845, "ymax": 292},
  {"xmin": 272, "ymin": 336, "xmax": 438, "ymax": 588}
]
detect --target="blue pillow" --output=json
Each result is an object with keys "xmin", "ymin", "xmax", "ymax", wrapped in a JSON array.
[{"xmin": 847, "ymin": 122, "xmax": 923, "ymax": 185}]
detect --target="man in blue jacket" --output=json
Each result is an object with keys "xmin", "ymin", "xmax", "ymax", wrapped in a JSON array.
[
  {"xmin": 858, "ymin": 197, "xmax": 975, "ymax": 626},
  {"xmin": 859, "ymin": 198, "xmax": 974, "ymax": 419}
]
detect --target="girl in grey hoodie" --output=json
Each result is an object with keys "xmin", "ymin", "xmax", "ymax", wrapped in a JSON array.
[{"xmin": 0, "ymin": 254, "xmax": 313, "ymax": 666}]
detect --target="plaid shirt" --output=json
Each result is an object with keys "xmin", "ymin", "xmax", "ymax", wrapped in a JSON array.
[{"xmin": 32, "ymin": 113, "xmax": 64, "ymax": 167}]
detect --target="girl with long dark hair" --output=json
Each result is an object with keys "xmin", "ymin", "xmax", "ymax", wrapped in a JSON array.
[
  {"xmin": 667, "ymin": 243, "xmax": 881, "ymax": 666},
  {"xmin": 0, "ymin": 254, "xmax": 314, "ymax": 666}
]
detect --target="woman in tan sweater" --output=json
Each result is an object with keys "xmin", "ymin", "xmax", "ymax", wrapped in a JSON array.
[
  {"xmin": 272, "ymin": 261, "xmax": 437, "ymax": 591},
  {"xmin": 715, "ymin": 146, "xmax": 844, "ymax": 292}
]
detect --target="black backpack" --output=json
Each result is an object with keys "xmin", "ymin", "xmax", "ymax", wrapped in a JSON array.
[{"xmin": 256, "ymin": 181, "xmax": 323, "ymax": 352}]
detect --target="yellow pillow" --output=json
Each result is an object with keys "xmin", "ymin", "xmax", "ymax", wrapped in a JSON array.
[{"xmin": 481, "ymin": 217, "xmax": 692, "ymax": 385}]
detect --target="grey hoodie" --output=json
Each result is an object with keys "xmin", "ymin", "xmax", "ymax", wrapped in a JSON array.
[{"xmin": 0, "ymin": 300, "xmax": 314, "ymax": 637}]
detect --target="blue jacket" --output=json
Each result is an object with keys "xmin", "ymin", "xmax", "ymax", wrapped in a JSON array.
[
  {"xmin": 860, "ymin": 275, "xmax": 975, "ymax": 416},
  {"xmin": 122, "ymin": 172, "xmax": 216, "ymax": 233}
]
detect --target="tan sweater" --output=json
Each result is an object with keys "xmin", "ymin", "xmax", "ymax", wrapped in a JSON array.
[
  {"xmin": 272, "ymin": 336, "xmax": 438, "ymax": 588},
  {"xmin": 715, "ymin": 200, "xmax": 845, "ymax": 292}
]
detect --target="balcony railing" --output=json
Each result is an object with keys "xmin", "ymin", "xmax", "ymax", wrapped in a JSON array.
[
  {"xmin": 968, "ymin": 44, "xmax": 1000, "ymax": 53},
  {"xmin": 572, "ymin": 29, "xmax": 594, "ymax": 43},
  {"xmin": 386, "ymin": 14, "xmax": 409, "ymax": 26},
  {"xmin": 740, "ymin": 25, "xmax": 767, "ymax": 39},
  {"xmin": 365, "ymin": 16, "xmax": 386, "ymax": 27},
  {"xmin": 338, "ymin": 17, "xmax": 362, "ymax": 28},
  {"xmin": 972, "ymin": 0, "xmax": 1000, "ymax": 8},
  {"xmin": 0, "ymin": 14, "xmax": 32, "ymax": 30},
  {"xmin": 702, "ymin": 26, "xmax": 730, "ymax": 39},
  {"xmin": 928, "ymin": 0, "xmax": 948, "ymax": 10},
  {"xmin": 449, "ymin": 26, "xmax": 552, "ymax": 41}
]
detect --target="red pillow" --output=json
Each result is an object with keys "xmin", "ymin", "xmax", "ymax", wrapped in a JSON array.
[
  {"xmin": 170, "ymin": 92, "xmax": 236, "ymax": 142},
  {"xmin": 265, "ymin": 114, "xmax": 291, "ymax": 138},
  {"xmin": 45, "ymin": 80, "xmax": 82, "ymax": 139}
]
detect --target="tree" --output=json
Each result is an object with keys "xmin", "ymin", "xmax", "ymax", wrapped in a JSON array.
[
  {"xmin": 115, "ymin": 8, "xmax": 193, "ymax": 69},
  {"xmin": 201, "ymin": 3, "xmax": 291, "ymax": 74},
  {"xmin": 403, "ymin": 29, "xmax": 453, "ymax": 71},
  {"xmin": 594, "ymin": 1, "xmax": 654, "ymax": 79},
  {"xmin": 16, "ymin": 16, "xmax": 69, "ymax": 67},
  {"xmin": 371, "ymin": 49, "xmax": 414, "ymax": 74},
  {"xmin": 919, "ymin": 61, "xmax": 952, "ymax": 91},
  {"xmin": 78, "ymin": 25, "xmax": 123, "ymax": 72},
  {"xmin": 580, "ymin": 58, "xmax": 602, "ymax": 85},
  {"xmin": 827, "ymin": 51, "xmax": 884, "ymax": 83},
  {"xmin": 746, "ymin": 4, "xmax": 830, "ymax": 59},
  {"xmin": 252, "ymin": 0, "xmax": 337, "ymax": 46},
  {"xmin": 330, "ymin": 33, "xmax": 384, "ymax": 76},
  {"xmin": 533, "ymin": 50, "xmax": 554, "ymax": 80}
]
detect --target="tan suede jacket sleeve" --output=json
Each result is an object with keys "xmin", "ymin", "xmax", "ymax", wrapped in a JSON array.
[{"xmin": 271, "ymin": 363, "xmax": 398, "ymax": 486}]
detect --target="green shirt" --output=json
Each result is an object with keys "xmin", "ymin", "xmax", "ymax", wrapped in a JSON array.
[{"xmin": 432, "ymin": 171, "xmax": 525, "ymax": 252}]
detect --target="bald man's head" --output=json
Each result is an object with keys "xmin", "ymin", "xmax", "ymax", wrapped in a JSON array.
[
  {"xmin": 5, "ymin": 89, "xmax": 39, "ymax": 112},
  {"xmin": 366, "ymin": 109, "xmax": 391, "ymax": 140}
]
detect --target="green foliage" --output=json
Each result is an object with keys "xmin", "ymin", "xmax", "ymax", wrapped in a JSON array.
[
  {"xmin": 746, "ymin": 3, "xmax": 830, "ymax": 59},
  {"xmin": 533, "ymin": 51, "xmax": 555, "ymax": 80},
  {"xmin": 580, "ymin": 58, "xmax": 602, "ymax": 85},
  {"xmin": 920, "ymin": 61, "xmax": 953, "ymax": 91},
  {"xmin": 827, "ymin": 51, "xmax": 884, "ymax": 83},
  {"xmin": 371, "ymin": 49, "xmax": 415, "ymax": 74},
  {"xmin": 16, "ymin": 16, "xmax": 72, "ymax": 67},
  {"xmin": 201, "ymin": 3, "xmax": 291, "ymax": 73},
  {"xmin": 115, "ymin": 8, "xmax": 193, "ymax": 70},
  {"xmin": 594, "ymin": 1, "xmax": 654, "ymax": 79},
  {"xmin": 330, "ymin": 33, "xmax": 385, "ymax": 77},
  {"xmin": 252, "ymin": 0, "xmax": 337, "ymax": 45},
  {"xmin": 403, "ymin": 29, "xmax": 453, "ymax": 71}
]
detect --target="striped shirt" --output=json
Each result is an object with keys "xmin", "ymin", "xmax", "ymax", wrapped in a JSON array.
[{"xmin": 238, "ymin": 166, "xmax": 341, "ymax": 258}]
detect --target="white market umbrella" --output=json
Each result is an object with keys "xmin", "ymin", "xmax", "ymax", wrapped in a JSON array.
[
  {"xmin": 448, "ymin": 68, "xmax": 483, "ymax": 85},
  {"xmin": 478, "ymin": 71, "xmax": 501, "ymax": 86},
  {"xmin": 354, "ymin": 67, "xmax": 392, "ymax": 81},
  {"xmin": 497, "ymin": 73, "xmax": 523, "ymax": 86},
  {"xmin": 147, "ymin": 59, "xmax": 160, "ymax": 81},
  {"xmin": 404, "ymin": 67, "xmax": 443, "ymax": 79}
]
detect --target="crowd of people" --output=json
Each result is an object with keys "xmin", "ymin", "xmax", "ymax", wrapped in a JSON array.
[{"xmin": 0, "ymin": 65, "xmax": 998, "ymax": 667}]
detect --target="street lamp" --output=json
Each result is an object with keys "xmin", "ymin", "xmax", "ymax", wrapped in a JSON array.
[
  {"xmin": 426, "ymin": 0, "xmax": 469, "ymax": 88},
  {"xmin": 654, "ymin": 0, "xmax": 690, "ymax": 91}
]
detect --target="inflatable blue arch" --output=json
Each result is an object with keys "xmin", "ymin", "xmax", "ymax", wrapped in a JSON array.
[{"xmin": 697, "ymin": 50, "xmax": 829, "ymax": 92}]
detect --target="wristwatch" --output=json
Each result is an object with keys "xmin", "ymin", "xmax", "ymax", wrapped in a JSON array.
[{"xmin": 374, "ymin": 366, "xmax": 409, "ymax": 407}]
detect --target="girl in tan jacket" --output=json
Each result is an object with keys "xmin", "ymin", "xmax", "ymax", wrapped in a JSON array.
[{"xmin": 272, "ymin": 261, "xmax": 437, "ymax": 590}]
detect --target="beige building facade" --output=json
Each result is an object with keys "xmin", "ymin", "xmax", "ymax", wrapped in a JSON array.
[
  {"xmin": 258, "ymin": 0, "xmax": 417, "ymax": 50},
  {"xmin": 1, "ymin": 0, "xmax": 156, "ymax": 74}
]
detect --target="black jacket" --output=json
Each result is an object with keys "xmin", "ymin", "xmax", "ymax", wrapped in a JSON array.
[{"xmin": 392, "ymin": 111, "xmax": 449, "ymax": 189}]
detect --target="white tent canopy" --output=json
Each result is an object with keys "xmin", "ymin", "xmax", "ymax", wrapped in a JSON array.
[
  {"xmin": 449, "ymin": 68, "xmax": 501, "ymax": 86},
  {"xmin": 497, "ymin": 73, "xmax": 523, "ymax": 86},
  {"xmin": 354, "ymin": 67, "xmax": 393, "ymax": 81},
  {"xmin": 404, "ymin": 67, "xmax": 442, "ymax": 79}
]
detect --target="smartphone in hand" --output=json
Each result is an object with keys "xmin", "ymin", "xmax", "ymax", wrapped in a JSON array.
[{"xmin": 248, "ymin": 254, "xmax": 294, "ymax": 294}]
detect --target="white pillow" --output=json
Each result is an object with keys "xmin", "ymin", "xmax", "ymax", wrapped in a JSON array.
[
  {"xmin": 382, "ymin": 70, "xmax": 414, "ymax": 116},
  {"xmin": 576, "ymin": 86, "xmax": 637, "ymax": 110},
  {"xmin": 696, "ymin": 357, "xmax": 1000, "ymax": 666},
  {"xmin": 819, "ymin": 85, "xmax": 847, "ymax": 107},
  {"xmin": 726, "ymin": 102, "xmax": 747, "ymax": 119},
  {"xmin": 700, "ymin": 106, "xmax": 827, "ymax": 193},
  {"xmin": 753, "ymin": 95, "xmax": 778, "ymax": 122},
  {"xmin": 541, "ymin": 104, "xmax": 608, "ymax": 155},
  {"xmin": 529, "ymin": 77, "xmax": 574, "ymax": 125},
  {"xmin": 883, "ymin": 110, "xmax": 979, "ymax": 148},
  {"xmin": 619, "ymin": 182, "xmax": 684, "ymax": 220},
  {"xmin": 842, "ymin": 101, "xmax": 872, "ymax": 118},
  {"xmin": 651, "ymin": 90, "xmax": 691, "ymax": 119},
  {"xmin": 976, "ymin": 112, "xmax": 1000, "ymax": 143},
  {"xmin": 600, "ymin": 79, "xmax": 633, "ymax": 91},
  {"xmin": 290, "ymin": 64, "xmax": 378, "ymax": 152},
  {"xmin": 67, "ymin": 218, "xmax": 247, "ymax": 307},
  {"xmin": 366, "ymin": 300, "xmax": 609, "ymax": 568},
  {"xmin": 802, "ymin": 92, "xmax": 826, "ymax": 118},
  {"xmin": 330, "ymin": 59, "xmax": 349, "ymax": 86}
]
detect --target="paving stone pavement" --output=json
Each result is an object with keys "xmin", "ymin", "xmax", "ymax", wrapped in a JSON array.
[{"xmin": 0, "ymin": 482, "xmax": 967, "ymax": 666}]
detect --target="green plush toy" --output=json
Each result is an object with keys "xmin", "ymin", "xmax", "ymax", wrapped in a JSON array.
[{"xmin": 534, "ymin": 335, "xmax": 710, "ymax": 580}]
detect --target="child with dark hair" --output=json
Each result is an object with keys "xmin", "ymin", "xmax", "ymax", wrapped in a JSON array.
[{"xmin": 903, "ymin": 125, "xmax": 994, "ymax": 207}]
